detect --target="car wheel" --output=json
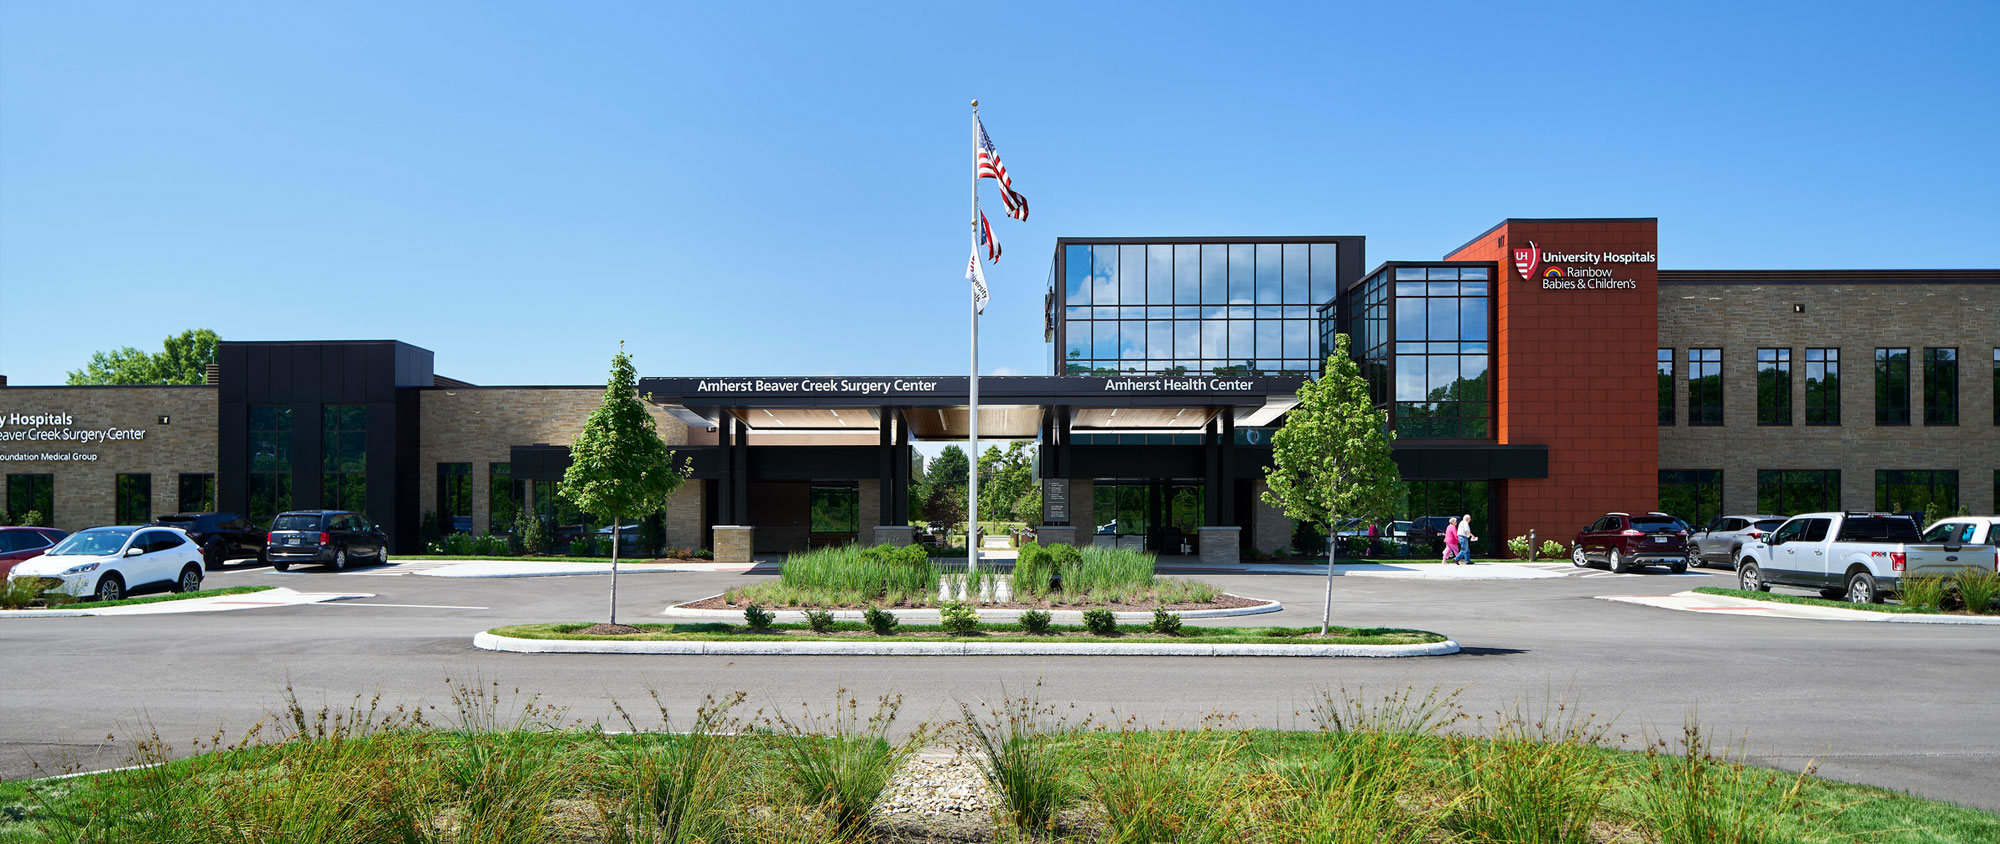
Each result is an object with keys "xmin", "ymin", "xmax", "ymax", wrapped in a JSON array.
[
  {"xmin": 175, "ymin": 565, "xmax": 204, "ymax": 594},
  {"xmin": 1739, "ymin": 563, "xmax": 1769, "ymax": 592},
  {"xmin": 1847, "ymin": 571, "xmax": 1881, "ymax": 604},
  {"xmin": 1818, "ymin": 587, "xmax": 1848, "ymax": 600},
  {"xmin": 1670, "ymin": 561, "xmax": 1688, "ymax": 574},
  {"xmin": 331, "ymin": 549, "xmax": 347, "ymax": 571},
  {"xmin": 273, "ymin": 561, "xmax": 290, "ymax": 572},
  {"xmin": 1571, "ymin": 546, "xmax": 1588, "ymax": 568},
  {"xmin": 1609, "ymin": 549, "xmax": 1628, "ymax": 573},
  {"xmin": 203, "ymin": 540, "xmax": 225, "ymax": 571},
  {"xmin": 93, "ymin": 573, "xmax": 125, "ymax": 602}
]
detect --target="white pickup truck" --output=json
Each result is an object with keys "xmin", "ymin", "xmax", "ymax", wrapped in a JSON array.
[{"xmin": 1735, "ymin": 512, "xmax": 1999, "ymax": 604}]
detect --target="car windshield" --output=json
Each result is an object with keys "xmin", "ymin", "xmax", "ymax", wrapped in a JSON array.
[
  {"xmin": 1752, "ymin": 519, "xmax": 1786, "ymax": 531},
  {"xmin": 272, "ymin": 514, "xmax": 321, "ymax": 531},
  {"xmin": 46, "ymin": 528, "xmax": 134, "ymax": 556},
  {"xmin": 1629, "ymin": 517, "xmax": 1681, "ymax": 531}
]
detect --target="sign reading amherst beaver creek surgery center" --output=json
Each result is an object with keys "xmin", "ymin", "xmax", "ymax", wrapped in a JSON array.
[
  {"xmin": 654, "ymin": 375, "xmax": 1287, "ymax": 399},
  {"xmin": 689, "ymin": 378, "xmax": 946, "ymax": 397},
  {"xmin": 0, "ymin": 411, "xmax": 148, "ymax": 462},
  {"xmin": 1512, "ymin": 242, "xmax": 1655, "ymax": 291}
]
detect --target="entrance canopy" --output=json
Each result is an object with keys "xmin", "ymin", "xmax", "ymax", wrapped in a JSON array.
[{"xmin": 637, "ymin": 374, "xmax": 1305, "ymax": 438}]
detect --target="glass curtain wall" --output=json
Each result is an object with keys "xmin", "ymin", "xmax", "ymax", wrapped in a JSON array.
[
  {"xmin": 321, "ymin": 405, "xmax": 367, "ymax": 513},
  {"xmin": 1062, "ymin": 241, "xmax": 1339, "ymax": 375},
  {"xmin": 1402, "ymin": 480, "xmax": 1492, "ymax": 556},
  {"xmin": 248, "ymin": 405, "xmax": 292, "ymax": 526},
  {"xmin": 1389, "ymin": 267, "xmax": 1491, "ymax": 438}
]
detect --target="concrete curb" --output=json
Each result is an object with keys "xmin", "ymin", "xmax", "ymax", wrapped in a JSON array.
[
  {"xmin": 473, "ymin": 631, "xmax": 1460, "ymax": 658},
  {"xmin": 661, "ymin": 595, "xmax": 1283, "ymax": 622},
  {"xmin": 1598, "ymin": 591, "xmax": 2000, "ymax": 625},
  {"xmin": 417, "ymin": 562, "xmax": 721, "ymax": 578}
]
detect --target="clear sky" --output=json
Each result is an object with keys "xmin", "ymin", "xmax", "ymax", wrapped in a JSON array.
[{"xmin": 2, "ymin": 1, "xmax": 1995, "ymax": 388}]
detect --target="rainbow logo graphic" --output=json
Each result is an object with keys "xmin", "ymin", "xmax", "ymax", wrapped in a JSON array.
[{"xmin": 1542, "ymin": 267, "xmax": 1565, "ymax": 280}]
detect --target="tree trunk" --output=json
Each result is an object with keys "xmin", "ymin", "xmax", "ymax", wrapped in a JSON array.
[
  {"xmin": 609, "ymin": 516, "xmax": 620, "ymax": 626},
  {"xmin": 1322, "ymin": 518, "xmax": 1335, "ymax": 637}
]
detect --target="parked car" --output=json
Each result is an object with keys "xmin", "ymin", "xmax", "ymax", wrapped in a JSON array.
[
  {"xmin": 151, "ymin": 512, "xmax": 264, "ymax": 570},
  {"xmin": 265, "ymin": 510, "xmax": 388, "ymax": 571},
  {"xmin": 0, "ymin": 525, "xmax": 68, "ymax": 580},
  {"xmin": 1689, "ymin": 514, "xmax": 1787, "ymax": 570},
  {"xmin": 1922, "ymin": 517, "xmax": 2000, "ymax": 547},
  {"xmin": 1736, "ymin": 512, "xmax": 1998, "ymax": 603},
  {"xmin": 5, "ymin": 525, "xmax": 204, "ymax": 601},
  {"xmin": 1404, "ymin": 516, "xmax": 1455, "ymax": 553},
  {"xmin": 1572, "ymin": 512, "xmax": 1689, "ymax": 573}
]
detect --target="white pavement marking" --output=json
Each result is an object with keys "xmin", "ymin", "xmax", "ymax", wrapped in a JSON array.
[
  {"xmin": 1598, "ymin": 590, "xmax": 2000, "ymax": 625},
  {"xmin": 0, "ymin": 587, "xmax": 374, "ymax": 618},
  {"xmin": 414, "ymin": 560, "xmax": 722, "ymax": 578},
  {"xmin": 323, "ymin": 602, "xmax": 490, "ymax": 610},
  {"xmin": 474, "ymin": 631, "xmax": 1461, "ymax": 658}
]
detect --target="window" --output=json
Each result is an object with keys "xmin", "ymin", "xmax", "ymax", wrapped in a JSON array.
[
  {"xmin": 1874, "ymin": 470, "xmax": 1958, "ymax": 515},
  {"xmin": 177, "ymin": 473, "xmax": 216, "ymax": 513},
  {"xmin": 437, "ymin": 463, "xmax": 472, "ymax": 534},
  {"xmin": 1804, "ymin": 348, "xmax": 1839, "ymax": 425},
  {"xmin": 1688, "ymin": 349, "xmax": 1723, "ymax": 425},
  {"xmin": 1923, "ymin": 348, "xmax": 1957, "ymax": 425},
  {"xmin": 6, "ymin": 474, "xmax": 54, "ymax": 526},
  {"xmin": 1756, "ymin": 348, "xmax": 1791, "ymax": 425},
  {"xmin": 321, "ymin": 404, "xmax": 366, "ymax": 513},
  {"xmin": 1657, "ymin": 349, "xmax": 1674, "ymax": 425},
  {"xmin": 1092, "ymin": 483, "xmax": 1151, "ymax": 537},
  {"xmin": 1387, "ymin": 267, "xmax": 1492, "ymax": 438},
  {"xmin": 489, "ymin": 463, "xmax": 521, "ymax": 533},
  {"xmin": 1756, "ymin": 470, "xmax": 1839, "ymax": 515},
  {"xmin": 1402, "ymin": 480, "xmax": 1491, "ymax": 556},
  {"xmin": 248, "ymin": 404, "xmax": 292, "ymax": 526},
  {"xmin": 115, "ymin": 474, "xmax": 152, "ymax": 524},
  {"xmin": 1874, "ymin": 348, "xmax": 1909, "ymax": 425},
  {"xmin": 1924, "ymin": 522, "xmax": 1979, "ymax": 544},
  {"xmin": 1658, "ymin": 470, "xmax": 1722, "ymax": 527},
  {"xmin": 809, "ymin": 484, "xmax": 859, "ymax": 534}
]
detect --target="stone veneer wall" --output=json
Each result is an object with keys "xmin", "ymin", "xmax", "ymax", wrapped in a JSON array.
[
  {"xmin": 1249, "ymin": 479, "xmax": 1293, "ymax": 553},
  {"xmin": 417, "ymin": 388, "xmax": 689, "ymax": 537},
  {"xmin": 1658, "ymin": 282, "xmax": 2000, "ymax": 515},
  {"xmin": 0, "ymin": 386, "xmax": 218, "ymax": 532}
]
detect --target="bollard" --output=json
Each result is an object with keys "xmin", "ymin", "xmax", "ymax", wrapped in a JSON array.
[{"xmin": 1528, "ymin": 528, "xmax": 1537, "ymax": 561}]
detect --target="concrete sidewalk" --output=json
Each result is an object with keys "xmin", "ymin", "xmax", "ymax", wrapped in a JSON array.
[
  {"xmin": 1598, "ymin": 590, "xmax": 2000, "ymax": 624},
  {"xmin": 1158, "ymin": 561, "xmax": 1565, "ymax": 580}
]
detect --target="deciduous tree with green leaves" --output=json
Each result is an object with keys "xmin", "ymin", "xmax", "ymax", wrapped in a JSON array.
[
  {"xmin": 559, "ymin": 344, "xmax": 690, "ymax": 628},
  {"xmin": 67, "ymin": 329, "xmax": 220, "ymax": 385},
  {"xmin": 1262, "ymin": 334, "xmax": 1404, "ymax": 635}
]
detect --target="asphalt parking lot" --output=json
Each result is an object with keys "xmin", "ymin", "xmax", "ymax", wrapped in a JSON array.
[{"xmin": 2, "ymin": 559, "xmax": 1996, "ymax": 812}]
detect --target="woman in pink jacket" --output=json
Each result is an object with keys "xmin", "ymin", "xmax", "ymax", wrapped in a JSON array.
[{"xmin": 1442, "ymin": 517, "xmax": 1460, "ymax": 562}]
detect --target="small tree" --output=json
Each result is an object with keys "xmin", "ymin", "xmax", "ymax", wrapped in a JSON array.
[
  {"xmin": 1262, "ymin": 334, "xmax": 1404, "ymax": 635},
  {"xmin": 559, "ymin": 344, "xmax": 691, "ymax": 627}
]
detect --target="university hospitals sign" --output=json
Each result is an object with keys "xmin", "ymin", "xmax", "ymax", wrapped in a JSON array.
[
  {"xmin": 0, "ymin": 411, "xmax": 149, "ymax": 462},
  {"xmin": 1512, "ymin": 241, "xmax": 1655, "ymax": 291}
]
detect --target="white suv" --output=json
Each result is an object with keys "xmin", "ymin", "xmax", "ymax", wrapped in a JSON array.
[{"xmin": 5, "ymin": 526, "xmax": 205, "ymax": 602}]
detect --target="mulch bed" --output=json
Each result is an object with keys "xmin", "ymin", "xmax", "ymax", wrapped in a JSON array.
[
  {"xmin": 577, "ymin": 623, "xmax": 644, "ymax": 635},
  {"xmin": 678, "ymin": 593, "xmax": 1265, "ymax": 612}
]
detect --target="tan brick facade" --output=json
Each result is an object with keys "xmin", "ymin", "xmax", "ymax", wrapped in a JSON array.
[
  {"xmin": 0, "ymin": 387, "xmax": 218, "ymax": 531},
  {"xmin": 1659, "ymin": 282, "xmax": 2000, "ymax": 515},
  {"xmin": 416, "ymin": 388, "xmax": 691, "ymax": 537}
]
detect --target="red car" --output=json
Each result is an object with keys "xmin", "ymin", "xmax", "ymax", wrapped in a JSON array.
[
  {"xmin": 0, "ymin": 525, "xmax": 69, "ymax": 580},
  {"xmin": 1573, "ymin": 512, "xmax": 1690, "ymax": 573}
]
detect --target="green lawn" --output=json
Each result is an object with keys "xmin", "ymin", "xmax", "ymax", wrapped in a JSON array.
[
  {"xmin": 6, "ymin": 585, "xmax": 274, "ymax": 612},
  {"xmin": 491, "ymin": 620, "xmax": 1447, "ymax": 647}
]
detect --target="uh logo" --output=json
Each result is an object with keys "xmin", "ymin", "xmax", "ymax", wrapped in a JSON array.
[{"xmin": 1512, "ymin": 241, "xmax": 1539, "ymax": 281}]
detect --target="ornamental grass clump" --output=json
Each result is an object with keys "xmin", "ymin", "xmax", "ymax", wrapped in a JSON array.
[
  {"xmin": 1087, "ymin": 730, "xmax": 1246, "ymax": 844},
  {"xmin": 1953, "ymin": 568, "xmax": 2000, "ymax": 614},
  {"xmin": 1899, "ymin": 576, "xmax": 1948, "ymax": 611},
  {"xmin": 1445, "ymin": 697, "xmax": 1615, "ymax": 844},
  {"xmin": 763, "ymin": 543, "xmax": 940, "ymax": 606},
  {"xmin": 1633, "ymin": 719, "xmax": 1819, "ymax": 844},
  {"xmin": 765, "ymin": 690, "xmax": 920, "ymax": 837},
  {"xmin": 960, "ymin": 685, "xmax": 1087, "ymax": 835}
]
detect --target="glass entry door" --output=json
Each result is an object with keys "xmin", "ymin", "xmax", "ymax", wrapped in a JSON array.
[{"xmin": 1093, "ymin": 481, "xmax": 1202, "ymax": 554}]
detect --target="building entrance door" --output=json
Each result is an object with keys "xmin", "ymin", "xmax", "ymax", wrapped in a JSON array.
[{"xmin": 1093, "ymin": 481, "xmax": 1202, "ymax": 555}]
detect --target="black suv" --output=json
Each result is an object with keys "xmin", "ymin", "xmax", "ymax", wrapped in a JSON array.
[
  {"xmin": 152, "ymin": 512, "xmax": 264, "ymax": 570},
  {"xmin": 265, "ymin": 510, "xmax": 387, "ymax": 571}
]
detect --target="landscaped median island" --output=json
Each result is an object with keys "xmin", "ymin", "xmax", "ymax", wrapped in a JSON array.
[
  {"xmin": 3, "ymin": 682, "xmax": 1995, "ymax": 843},
  {"xmin": 1694, "ymin": 583, "xmax": 2000, "ymax": 616},
  {"xmin": 0, "ymin": 583, "xmax": 275, "ymax": 613},
  {"xmin": 704, "ymin": 542, "xmax": 1235, "ymax": 610}
]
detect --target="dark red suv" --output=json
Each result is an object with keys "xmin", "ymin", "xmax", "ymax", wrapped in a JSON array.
[
  {"xmin": 1573, "ymin": 512, "xmax": 1690, "ymax": 573},
  {"xmin": 0, "ymin": 526, "xmax": 69, "ymax": 580}
]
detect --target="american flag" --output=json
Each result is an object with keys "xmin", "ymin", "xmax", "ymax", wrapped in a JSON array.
[
  {"xmin": 975, "ymin": 117, "xmax": 1029, "ymax": 221},
  {"xmin": 980, "ymin": 210, "xmax": 1001, "ymax": 263}
]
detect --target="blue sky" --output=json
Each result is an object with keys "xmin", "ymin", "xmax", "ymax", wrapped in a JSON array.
[{"xmin": 2, "ymin": 1, "xmax": 1995, "ymax": 387}]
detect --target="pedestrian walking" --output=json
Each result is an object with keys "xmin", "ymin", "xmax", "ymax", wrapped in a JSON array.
[
  {"xmin": 1455, "ymin": 513, "xmax": 1477, "ymax": 564},
  {"xmin": 1442, "ymin": 517, "xmax": 1460, "ymax": 563}
]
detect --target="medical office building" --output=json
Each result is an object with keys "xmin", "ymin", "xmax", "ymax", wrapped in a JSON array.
[{"xmin": 2, "ymin": 218, "xmax": 1995, "ymax": 561}]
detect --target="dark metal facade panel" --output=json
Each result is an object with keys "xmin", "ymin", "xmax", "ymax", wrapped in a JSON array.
[
  {"xmin": 1391, "ymin": 444, "xmax": 1548, "ymax": 480},
  {"xmin": 510, "ymin": 445, "xmax": 573, "ymax": 481},
  {"xmin": 746, "ymin": 446, "xmax": 880, "ymax": 481}
]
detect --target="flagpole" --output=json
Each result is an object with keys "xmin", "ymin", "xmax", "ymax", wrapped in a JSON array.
[{"xmin": 967, "ymin": 99, "xmax": 981, "ymax": 580}]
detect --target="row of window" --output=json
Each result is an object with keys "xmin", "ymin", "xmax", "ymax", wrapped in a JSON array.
[
  {"xmin": 247, "ymin": 403, "xmax": 369, "ymax": 525},
  {"xmin": 1660, "ymin": 347, "xmax": 1998, "ymax": 427},
  {"xmin": 4, "ymin": 473, "xmax": 216, "ymax": 527},
  {"xmin": 1657, "ymin": 469, "xmax": 1993, "ymax": 528}
]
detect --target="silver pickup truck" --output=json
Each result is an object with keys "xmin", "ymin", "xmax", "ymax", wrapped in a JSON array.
[{"xmin": 1735, "ymin": 512, "xmax": 1999, "ymax": 604}]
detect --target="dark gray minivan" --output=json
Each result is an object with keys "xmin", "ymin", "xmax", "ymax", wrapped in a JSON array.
[{"xmin": 265, "ymin": 510, "xmax": 387, "ymax": 571}]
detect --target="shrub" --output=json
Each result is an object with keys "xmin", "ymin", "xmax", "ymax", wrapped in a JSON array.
[
  {"xmin": 1149, "ymin": 607, "xmax": 1183, "ymax": 636},
  {"xmin": 693, "ymin": 548, "xmax": 713, "ymax": 560},
  {"xmin": 1541, "ymin": 539, "xmax": 1568, "ymax": 559},
  {"xmin": 419, "ymin": 510, "xmax": 442, "ymax": 548},
  {"xmin": 1953, "ymin": 569, "xmax": 2000, "ymax": 614},
  {"xmin": 804, "ymin": 609, "xmax": 834, "ymax": 633},
  {"xmin": 1082, "ymin": 608, "xmax": 1118, "ymax": 636},
  {"xmin": 1508, "ymin": 535, "xmax": 1533, "ymax": 559},
  {"xmin": 863, "ymin": 606, "xmax": 899, "ymax": 635},
  {"xmin": 514, "ymin": 511, "xmax": 551, "ymax": 555},
  {"xmin": 743, "ymin": 604, "xmax": 774, "ymax": 630},
  {"xmin": 1899, "ymin": 576, "xmax": 1948, "ymax": 611},
  {"xmin": 19, "ymin": 509, "xmax": 44, "ymax": 528},
  {"xmin": 940, "ymin": 600, "xmax": 979, "ymax": 635},
  {"xmin": 1017, "ymin": 609, "xmax": 1052, "ymax": 634},
  {"xmin": 1, "ymin": 575, "xmax": 47, "ymax": 610}
]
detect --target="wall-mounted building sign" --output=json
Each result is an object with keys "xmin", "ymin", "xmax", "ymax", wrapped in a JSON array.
[
  {"xmin": 688, "ymin": 378, "xmax": 946, "ymax": 397},
  {"xmin": 1512, "ymin": 242, "xmax": 1655, "ymax": 291},
  {"xmin": 1041, "ymin": 478, "xmax": 1068, "ymax": 524},
  {"xmin": 0, "ymin": 412, "xmax": 147, "ymax": 445}
]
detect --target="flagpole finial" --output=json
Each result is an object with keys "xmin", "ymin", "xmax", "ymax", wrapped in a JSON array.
[{"xmin": 970, "ymin": 99, "xmax": 978, "ymax": 108}]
